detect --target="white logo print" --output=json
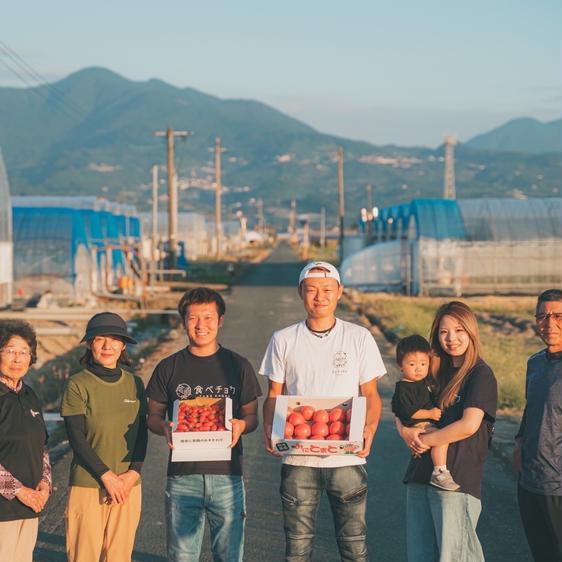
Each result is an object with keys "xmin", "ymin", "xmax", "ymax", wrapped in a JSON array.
[
  {"xmin": 123, "ymin": 399, "xmax": 137, "ymax": 403},
  {"xmin": 176, "ymin": 384, "xmax": 192, "ymax": 399},
  {"xmin": 30, "ymin": 409, "xmax": 40, "ymax": 418}
]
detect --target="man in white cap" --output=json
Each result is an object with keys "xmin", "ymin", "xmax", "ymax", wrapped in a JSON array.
[{"xmin": 260, "ymin": 261, "xmax": 386, "ymax": 562}]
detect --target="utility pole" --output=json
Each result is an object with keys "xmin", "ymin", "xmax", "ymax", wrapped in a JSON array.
[
  {"xmin": 443, "ymin": 135, "xmax": 457, "ymax": 199},
  {"xmin": 337, "ymin": 147, "xmax": 345, "ymax": 260},
  {"xmin": 214, "ymin": 137, "xmax": 225, "ymax": 259},
  {"xmin": 320, "ymin": 206, "xmax": 326, "ymax": 247},
  {"xmin": 289, "ymin": 199, "xmax": 298, "ymax": 245},
  {"xmin": 153, "ymin": 127, "xmax": 191, "ymax": 269},
  {"xmin": 366, "ymin": 184, "xmax": 373, "ymax": 237},
  {"xmin": 257, "ymin": 198, "xmax": 265, "ymax": 232},
  {"xmin": 151, "ymin": 165, "xmax": 158, "ymax": 286}
]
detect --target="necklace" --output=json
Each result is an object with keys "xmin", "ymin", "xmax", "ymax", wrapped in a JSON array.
[{"xmin": 306, "ymin": 320, "xmax": 336, "ymax": 339}]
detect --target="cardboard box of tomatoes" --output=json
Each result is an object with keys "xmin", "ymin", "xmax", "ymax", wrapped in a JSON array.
[
  {"xmin": 171, "ymin": 397, "xmax": 233, "ymax": 462},
  {"xmin": 271, "ymin": 396, "xmax": 366, "ymax": 456}
]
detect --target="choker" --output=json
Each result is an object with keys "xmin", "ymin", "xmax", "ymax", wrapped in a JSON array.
[{"xmin": 306, "ymin": 320, "xmax": 336, "ymax": 339}]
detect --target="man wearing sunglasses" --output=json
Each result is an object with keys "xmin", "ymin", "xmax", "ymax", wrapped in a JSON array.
[{"xmin": 514, "ymin": 289, "xmax": 562, "ymax": 562}]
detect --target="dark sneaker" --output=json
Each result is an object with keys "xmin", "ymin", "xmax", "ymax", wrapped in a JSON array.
[{"xmin": 430, "ymin": 469, "xmax": 460, "ymax": 491}]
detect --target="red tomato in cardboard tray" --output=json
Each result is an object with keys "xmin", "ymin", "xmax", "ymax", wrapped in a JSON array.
[
  {"xmin": 300, "ymin": 405, "xmax": 315, "ymax": 420},
  {"xmin": 311, "ymin": 422, "xmax": 329, "ymax": 437},
  {"xmin": 329, "ymin": 421, "xmax": 345, "ymax": 435},
  {"xmin": 328, "ymin": 408, "xmax": 344, "ymax": 422},
  {"xmin": 310, "ymin": 435, "xmax": 325, "ymax": 440},
  {"xmin": 312, "ymin": 410, "xmax": 329, "ymax": 424},
  {"xmin": 288, "ymin": 412, "xmax": 306, "ymax": 426},
  {"xmin": 293, "ymin": 423, "xmax": 311, "ymax": 439},
  {"xmin": 284, "ymin": 422, "xmax": 295, "ymax": 438},
  {"xmin": 326, "ymin": 434, "xmax": 342, "ymax": 440}
]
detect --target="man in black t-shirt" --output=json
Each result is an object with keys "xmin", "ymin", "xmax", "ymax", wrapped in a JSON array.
[{"xmin": 147, "ymin": 288, "xmax": 261, "ymax": 562}]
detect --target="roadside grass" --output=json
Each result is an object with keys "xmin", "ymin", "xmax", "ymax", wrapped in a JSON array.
[
  {"xmin": 296, "ymin": 241, "xmax": 340, "ymax": 265},
  {"xmin": 351, "ymin": 293, "xmax": 539, "ymax": 412}
]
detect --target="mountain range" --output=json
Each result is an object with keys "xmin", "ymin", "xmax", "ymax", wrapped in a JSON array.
[{"xmin": 0, "ymin": 67, "xmax": 560, "ymax": 226}]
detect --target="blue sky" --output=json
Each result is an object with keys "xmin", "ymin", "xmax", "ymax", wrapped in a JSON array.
[{"xmin": 2, "ymin": 0, "xmax": 561, "ymax": 147}]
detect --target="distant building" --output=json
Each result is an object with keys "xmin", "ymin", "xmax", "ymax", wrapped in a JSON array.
[{"xmin": 341, "ymin": 198, "xmax": 562, "ymax": 296}]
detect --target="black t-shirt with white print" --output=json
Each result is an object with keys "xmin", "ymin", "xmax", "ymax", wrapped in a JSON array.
[
  {"xmin": 146, "ymin": 345, "xmax": 262, "ymax": 476},
  {"xmin": 403, "ymin": 360, "xmax": 497, "ymax": 500}
]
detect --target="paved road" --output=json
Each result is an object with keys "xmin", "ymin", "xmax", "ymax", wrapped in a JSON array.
[{"xmin": 37, "ymin": 243, "xmax": 532, "ymax": 561}]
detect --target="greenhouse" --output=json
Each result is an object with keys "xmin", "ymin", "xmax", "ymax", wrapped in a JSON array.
[
  {"xmin": 341, "ymin": 198, "xmax": 562, "ymax": 296},
  {"xmin": 11, "ymin": 196, "xmax": 143, "ymax": 302},
  {"xmin": 0, "ymin": 149, "xmax": 12, "ymax": 308}
]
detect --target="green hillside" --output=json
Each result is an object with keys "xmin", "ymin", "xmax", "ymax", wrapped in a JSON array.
[
  {"xmin": 0, "ymin": 68, "xmax": 561, "ymax": 227},
  {"xmin": 466, "ymin": 117, "xmax": 562, "ymax": 154}
]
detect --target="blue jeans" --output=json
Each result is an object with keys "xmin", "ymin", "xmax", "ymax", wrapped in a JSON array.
[
  {"xmin": 166, "ymin": 474, "xmax": 246, "ymax": 562},
  {"xmin": 280, "ymin": 464, "xmax": 368, "ymax": 562},
  {"xmin": 406, "ymin": 483, "xmax": 484, "ymax": 562}
]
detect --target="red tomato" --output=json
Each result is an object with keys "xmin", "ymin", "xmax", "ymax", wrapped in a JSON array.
[
  {"xmin": 288, "ymin": 412, "xmax": 306, "ymax": 426},
  {"xmin": 328, "ymin": 408, "xmax": 344, "ymax": 422},
  {"xmin": 293, "ymin": 423, "xmax": 311, "ymax": 439},
  {"xmin": 284, "ymin": 422, "xmax": 295, "ymax": 438},
  {"xmin": 312, "ymin": 410, "xmax": 329, "ymax": 424},
  {"xmin": 310, "ymin": 422, "xmax": 329, "ymax": 437},
  {"xmin": 326, "ymin": 434, "xmax": 342, "ymax": 440},
  {"xmin": 345, "ymin": 409, "xmax": 353, "ymax": 422},
  {"xmin": 300, "ymin": 405, "xmax": 315, "ymax": 421},
  {"xmin": 310, "ymin": 434, "xmax": 325, "ymax": 440},
  {"xmin": 216, "ymin": 425, "xmax": 226, "ymax": 431},
  {"xmin": 329, "ymin": 421, "xmax": 345, "ymax": 435},
  {"xmin": 200, "ymin": 424, "xmax": 212, "ymax": 431}
]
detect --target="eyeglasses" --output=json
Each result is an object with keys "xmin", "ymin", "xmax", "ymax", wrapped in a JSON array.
[
  {"xmin": 535, "ymin": 313, "xmax": 562, "ymax": 324},
  {"xmin": 0, "ymin": 348, "xmax": 31, "ymax": 358}
]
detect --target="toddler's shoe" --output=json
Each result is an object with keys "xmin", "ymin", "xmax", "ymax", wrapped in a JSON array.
[{"xmin": 430, "ymin": 469, "xmax": 460, "ymax": 491}]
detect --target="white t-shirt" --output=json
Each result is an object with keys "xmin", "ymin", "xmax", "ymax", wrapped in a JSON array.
[{"xmin": 259, "ymin": 318, "xmax": 386, "ymax": 468}]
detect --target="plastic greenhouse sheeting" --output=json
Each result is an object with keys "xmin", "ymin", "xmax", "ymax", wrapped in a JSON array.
[
  {"xmin": 12, "ymin": 207, "xmax": 90, "ymax": 280},
  {"xmin": 0, "ymin": 149, "xmax": 11, "ymax": 243},
  {"xmin": 458, "ymin": 198, "xmax": 562, "ymax": 241}
]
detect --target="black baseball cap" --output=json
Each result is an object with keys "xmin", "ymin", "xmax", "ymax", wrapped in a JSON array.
[{"xmin": 81, "ymin": 312, "xmax": 137, "ymax": 344}]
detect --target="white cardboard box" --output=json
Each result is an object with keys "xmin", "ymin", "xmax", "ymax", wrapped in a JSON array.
[
  {"xmin": 271, "ymin": 395, "xmax": 366, "ymax": 456},
  {"xmin": 171, "ymin": 397, "xmax": 233, "ymax": 462}
]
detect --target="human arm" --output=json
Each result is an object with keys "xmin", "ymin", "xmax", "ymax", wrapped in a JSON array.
[
  {"xmin": 262, "ymin": 380, "xmax": 284, "ymax": 456},
  {"xmin": 418, "ymin": 407, "xmax": 485, "ymax": 449},
  {"xmin": 411, "ymin": 407, "xmax": 442, "ymax": 421},
  {"xmin": 395, "ymin": 417, "xmax": 430, "ymax": 455},
  {"xmin": 230, "ymin": 399, "xmax": 259, "ymax": 448},
  {"xmin": 35, "ymin": 447, "xmax": 52, "ymax": 508},
  {"xmin": 147, "ymin": 399, "xmax": 173, "ymax": 448},
  {"xmin": 357, "ymin": 378, "xmax": 382, "ymax": 458},
  {"xmin": 512, "ymin": 405, "xmax": 527, "ymax": 472}
]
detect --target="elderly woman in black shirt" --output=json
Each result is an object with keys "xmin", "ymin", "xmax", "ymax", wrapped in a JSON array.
[{"xmin": 0, "ymin": 320, "xmax": 51, "ymax": 562}]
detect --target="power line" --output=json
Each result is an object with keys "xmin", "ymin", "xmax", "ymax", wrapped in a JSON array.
[{"xmin": 0, "ymin": 41, "xmax": 86, "ymax": 121}]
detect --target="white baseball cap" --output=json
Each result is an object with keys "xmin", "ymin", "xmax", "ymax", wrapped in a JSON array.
[{"xmin": 298, "ymin": 261, "xmax": 341, "ymax": 286}]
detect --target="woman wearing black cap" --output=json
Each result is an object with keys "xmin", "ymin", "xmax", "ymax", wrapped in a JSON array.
[{"xmin": 61, "ymin": 312, "xmax": 147, "ymax": 562}]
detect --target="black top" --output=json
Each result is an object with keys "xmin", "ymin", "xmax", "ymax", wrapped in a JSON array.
[
  {"xmin": 391, "ymin": 377, "xmax": 436, "ymax": 427},
  {"xmin": 146, "ymin": 346, "xmax": 262, "ymax": 476},
  {"xmin": 63, "ymin": 360, "xmax": 148, "ymax": 480},
  {"xmin": 0, "ymin": 381, "xmax": 47, "ymax": 521},
  {"xmin": 403, "ymin": 360, "xmax": 497, "ymax": 499}
]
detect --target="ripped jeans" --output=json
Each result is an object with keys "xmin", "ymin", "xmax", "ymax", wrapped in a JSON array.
[
  {"xmin": 166, "ymin": 474, "xmax": 245, "ymax": 562},
  {"xmin": 280, "ymin": 464, "xmax": 368, "ymax": 562}
]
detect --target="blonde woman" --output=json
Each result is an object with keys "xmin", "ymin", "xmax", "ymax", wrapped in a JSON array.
[{"xmin": 396, "ymin": 301, "xmax": 498, "ymax": 562}]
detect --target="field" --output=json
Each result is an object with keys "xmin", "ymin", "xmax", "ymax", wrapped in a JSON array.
[{"xmin": 347, "ymin": 292, "xmax": 540, "ymax": 412}]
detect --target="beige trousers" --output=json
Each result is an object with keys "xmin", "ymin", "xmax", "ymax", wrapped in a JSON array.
[
  {"xmin": 65, "ymin": 484, "xmax": 142, "ymax": 562},
  {"xmin": 0, "ymin": 517, "xmax": 39, "ymax": 562}
]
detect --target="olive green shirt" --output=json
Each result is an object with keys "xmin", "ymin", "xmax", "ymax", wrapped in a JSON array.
[{"xmin": 61, "ymin": 369, "xmax": 146, "ymax": 488}]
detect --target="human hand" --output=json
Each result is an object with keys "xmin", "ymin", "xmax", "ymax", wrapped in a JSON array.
[
  {"xmin": 429, "ymin": 408, "xmax": 442, "ymax": 421},
  {"xmin": 230, "ymin": 418, "xmax": 247, "ymax": 448},
  {"xmin": 16, "ymin": 486, "xmax": 44, "ymax": 513},
  {"xmin": 162, "ymin": 419, "xmax": 174, "ymax": 449},
  {"xmin": 357, "ymin": 425, "xmax": 376, "ymax": 458},
  {"xmin": 36, "ymin": 480, "xmax": 50, "ymax": 510},
  {"xmin": 118, "ymin": 470, "xmax": 140, "ymax": 500},
  {"xmin": 100, "ymin": 471, "xmax": 126, "ymax": 505},
  {"xmin": 263, "ymin": 424, "xmax": 281, "ymax": 457},
  {"xmin": 399, "ymin": 426, "xmax": 430, "ymax": 456}
]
